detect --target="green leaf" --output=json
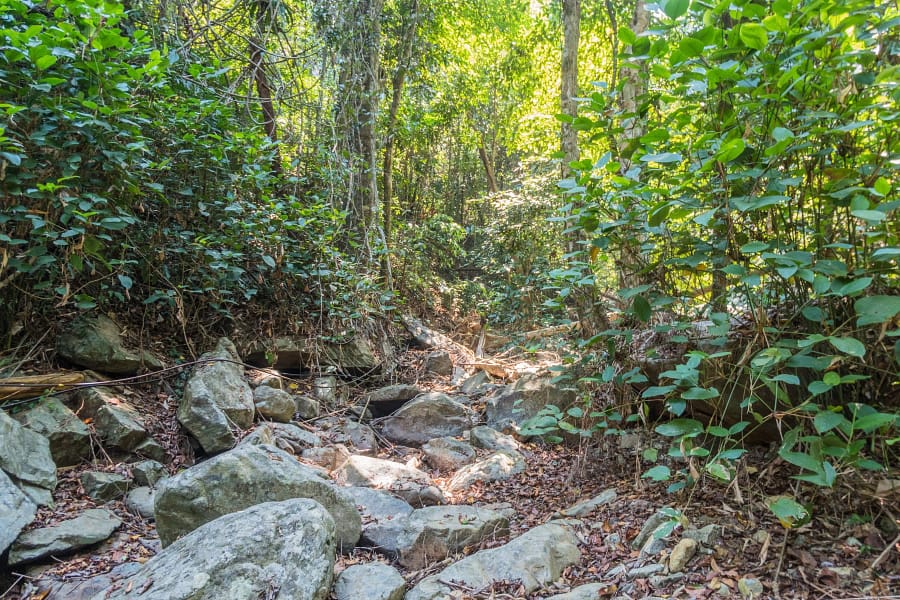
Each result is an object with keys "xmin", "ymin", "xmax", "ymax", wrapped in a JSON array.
[
  {"xmin": 823, "ymin": 371, "xmax": 841, "ymax": 386},
  {"xmin": 851, "ymin": 210, "xmax": 886, "ymax": 222},
  {"xmin": 35, "ymin": 54, "xmax": 58, "ymax": 70},
  {"xmin": 662, "ymin": 0, "xmax": 690, "ymax": 19},
  {"xmin": 706, "ymin": 462, "xmax": 732, "ymax": 481},
  {"xmin": 780, "ymin": 450, "xmax": 821, "ymax": 473},
  {"xmin": 828, "ymin": 336, "xmax": 866, "ymax": 358},
  {"xmin": 643, "ymin": 447, "xmax": 658, "ymax": 461},
  {"xmin": 655, "ymin": 419, "xmax": 703, "ymax": 437},
  {"xmin": 855, "ymin": 296, "xmax": 900, "ymax": 326},
  {"xmin": 740, "ymin": 23, "xmax": 768, "ymax": 51},
  {"xmin": 854, "ymin": 413, "xmax": 896, "ymax": 433},
  {"xmin": 633, "ymin": 295, "xmax": 652, "ymax": 322},
  {"xmin": 767, "ymin": 496, "xmax": 810, "ymax": 528},
  {"xmin": 873, "ymin": 177, "xmax": 891, "ymax": 196},
  {"xmin": 641, "ymin": 152, "xmax": 682, "ymax": 164},
  {"xmin": 0, "ymin": 152, "xmax": 22, "ymax": 166},
  {"xmin": 718, "ymin": 138, "xmax": 745, "ymax": 162},
  {"xmin": 813, "ymin": 411, "xmax": 845, "ymax": 434},
  {"xmin": 642, "ymin": 465, "xmax": 671, "ymax": 481},
  {"xmin": 117, "ymin": 274, "xmax": 133, "ymax": 290},
  {"xmin": 262, "ymin": 255, "xmax": 276, "ymax": 268},
  {"xmin": 836, "ymin": 277, "xmax": 872, "ymax": 296},
  {"xmin": 681, "ymin": 387, "xmax": 719, "ymax": 400}
]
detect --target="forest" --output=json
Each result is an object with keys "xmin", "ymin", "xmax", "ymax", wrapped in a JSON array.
[{"xmin": 0, "ymin": 0, "xmax": 898, "ymax": 598}]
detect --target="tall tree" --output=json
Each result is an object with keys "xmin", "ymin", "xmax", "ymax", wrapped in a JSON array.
[{"xmin": 560, "ymin": 0, "xmax": 580, "ymax": 173}]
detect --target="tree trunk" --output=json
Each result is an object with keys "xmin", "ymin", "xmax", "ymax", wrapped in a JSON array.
[
  {"xmin": 249, "ymin": 0, "xmax": 281, "ymax": 174},
  {"xmin": 478, "ymin": 146, "xmax": 499, "ymax": 193},
  {"xmin": 561, "ymin": 0, "xmax": 580, "ymax": 175}
]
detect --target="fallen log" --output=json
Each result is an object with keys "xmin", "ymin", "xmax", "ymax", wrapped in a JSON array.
[{"xmin": 0, "ymin": 372, "xmax": 86, "ymax": 402}]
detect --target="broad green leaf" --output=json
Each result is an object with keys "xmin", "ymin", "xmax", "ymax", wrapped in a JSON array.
[
  {"xmin": 767, "ymin": 496, "xmax": 810, "ymax": 528},
  {"xmin": 851, "ymin": 210, "xmax": 886, "ymax": 222},
  {"xmin": 823, "ymin": 372, "xmax": 841, "ymax": 386},
  {"xmin": 35, "ymin": 54, "xmax": 58, "ymax": 70},
  {"xmin": 641, "ymin": 152, "xmax": 682, "ymax": 164},
  {"xmin": 740, "ymin": 23, "xmax": 768, "ymax": 50},
  {"xmin": 117, "ymin": 274, "xmax": 133, "ymax": 290},
  {"xmin": 633, "ymin": 295, "xmax": 652, "ymax": 322},
  {"xmin": 854, "ymin": 413, "xmax": 896, "ymax": 433},
  {"xmin": 655, "ymin": 419, "xmax": 703, "ymax": 437},
  {"xmin": 642, "ymin": 465, "xmax": 671, "ymax": 481},
  {"xmin": 663, "ymin": 0, "xmax": 690, "ymax": 19},
  {"xmin": 872, "ymin": 177, "xmax": 891, "ymax": 196},
  {"xmin": 828, "ymin": 336, "xmax": 866, "ymax": 358},
  {"xmin": 718, "ymin": 138, "xmax": 745, "ymax": 162},
  {"xmin": 706, "ymin": 462, "xmax": 732, "ymax": 481},
  {"xmin": 855, "ymin": 296, "xmax": 900, "ymax": 326},
  {"xmin": 681, "ymin": 387, "xmax": 719, "ymax": 400},
  {"xmin": 779, "ymin": 450, "xmax": 821, "ymax": 473},
  {"xmin": 813, "ymin": 411, "xmax": 845, "ymax": 434},
  {"xmin": 262, "ymin": 255, "xmax": 276, "ymax": 268},
  {"xmin": 835, "ymin": 277, "xmax": 872, "ymax": 296}
]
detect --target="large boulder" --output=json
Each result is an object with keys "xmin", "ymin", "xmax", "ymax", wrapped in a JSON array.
[
  {"xmin": 81, "ymin": 471, "xmax": 130, "ymax": 501},
  {"xmin": 0, "ymin": 410, "xmax": 57, "ymax": 503},
  {"xmin": 343, "ymin": 486, "xmax": 414, "ymax": 547},
  {"xmin": 333, "ymin": 455, "xmax": 445, "ymax": 506},
  {"xmin": 240, "ymin": 422, "xmax": 322, "ymax": 454},
  {"xmin": 153, "ymin": 443, "xmax": 360, "ymax": 550},
  {"xmin": 177, "ymin": 338, "xmax": 254, "ymax": 454},
  {"xmin": 367, "ymin": 505, "xmax": 509, "ymax": 569},
  {"xmin": 485, "ymin": 375, "xmax": 577, "ymax": 433},
  {"xmin": 379, "ymin": 393, "xmax": 473, "ymax": 447},
  {"xmin": 95, "ymin": 499, "xmax": 336, "ymax": 600},
  {"xmin": 446, "ymin": 450, "xmax": 526, "ymax": 493},
  {"xmin": 0, "ymin": 469, "xmax": 36, "ymax": 555},
  {"xmin": 405, "ymin": 522, "xmax": 582, "ymax": 600},
  {"xmin": 469, "ymin": 426, "xmax": 519, "ymax": 453},
  {"xmin": 364, "ymin": 384, "xmax": 425, "ymax": 417},
  {"xmin": 334, "ymin": 563, "xmax": 405, "ymax": 600},
  {"xmin": 422, "ymin": 437, "xmax": 475, "ymax": 471},
  {"xmin": 8, "ymin": 508, "xmax": 121, "ymax": 565},
  {"xmin": 423, "ymin": 351, "xmax": 453, "ymax": 376},
  {"xmin": 252, "ymin": 386, "xmax": 296, "ymax": 422},
  {"xmin": 57, "ymin": 315, "xmax": 160, "ymax": 374},
  {"xmin": 319, "ymin": 417, "xmax": 379, "ymax": 454},
  {"xmin": 75, "ymin": 387, "xmax": 158, "ymax": 455},
  {"xmin": 243, "ymin": 335, "xmax": 381, "ymax": 373},
  {"xmin": 12, "ymin": 397, "xmax": 91, "ymax": 467}
]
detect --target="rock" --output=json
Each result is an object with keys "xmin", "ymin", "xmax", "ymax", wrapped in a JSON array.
[
  {"xmin": 12, "ymin": 397, "xmax": 91, "ymax": 467},
  {"xmin": 553, "ymin": 489, "xmax": 617, "ymax": 519},
  {"xmin": 683, "ymin": 524, "xmax": 721, "ymax": 546},
  {"xmin": 154, "ymin": 443, "xmax": 360, "ymax": 550},
  {"xmin": 333, "ymin": 454, "xmax": 444, "ymax": 506},
  {"xmin": 125, "ymin": 486, "xmax": 155, "ymax": 519},
  {"xmin": 302, "ymin": 445, "xmax": 352, "ymax": 471},
  {"xmin": 485, "ymin": 374, "xmax": 576, "ymax": 433},
  {"xmin": 650, "ymin": 573, "xmax": 684, "ymax": 588},
  {"xmin": 313, "ymin": 375, "xmax": 342, "ymax": 405},
  {"xmin": 242, "ymin": 422, "xmax": 322, "ymax": 454},
  {"xmin": 130, "ymin": 460, "xmax": 167, "ymax": 487},
  {"xmin": 738, "ymin": 577, "xmax": 765, "ymax": 598},
  {"xmin": 30, "ymin": 562, "xmax": 142, "ymax": 600},
  {"xmin": 320, "ymin": 418, "xmax": 379, "ymax": 453},
  {"xmin": 423, "ymin": 350, "xmax": 453, "ymax": 376},
  {"xmin": 57, "ymin": 315, "xmax": 160, "ymax": 374},
  {"xmin": 545, "ymin": 583, "xmax": 608, "ymax": 599},
  {"xmin": 252, "ymin": 386, "xmax": 296, "ymax": 422},
  {"xmin": 96, "ymin": 499, "xmax": 336, "ymax": 600},
  {"xmin": 364, "ymin": 384, "xmax": 424, "ymax": 418},
  {"xmin": 75, "ymin": 386, "xmax": 151, "ymax": 453},
  {"xmin": 334, "ymin": 563, "xmax": 405, "ymax": 600},
  {"xmin": 406, "ymin": 522, "xmax": 581, "ymax": 600},
  {"xmin": 629, "ymin": 563, "xmax": 664, "ymax": 579},
  {"xmin": 632, "ymin": 508, "xmax": 677, "ymax": 553},
  {"xmin": 132, "ymin": 437, "xmax": 167, "ymax": 461},
  {"xmin": 0, "ymin": 410, "xmax": 57, "ymax": 495},
  {"xmin": 17, "ymin": 483, "xmax": 54, "ymax": 507},
  {"xmin": 668, "ymin": 538, "xmax": 698, "ymax": 573},
  {"xmin": 9, "ymin": 508, "xmax": 121, "ymax": 565},
  {"xmin": 469, "ymin": 425, "xmax": 520, "ymax": 452},
  {"xmin": 243, "ymin": 335, "xmax": 381, "ymax": 373},
  {"xmin": 422, "ymin": 437, "xmax": 475, "ymax": 470},
  {"xmin": 343, "ymin": 486, "xmax": 414, "ymax": 546},
  {"xmin": 81, "ymin": 471, "xmax": 129, "ymax": 501},
  {"xmin": 0, "ymin": 469, "xmax": 37, "ymax": 554},
  {"xmin": 379, "ymin": 393, "xmax": 473, "ymax": 447},
  {"xmin": 368, "ymin": 505, "xmax": 509, "ymax": 569},
  {"xmin": 459, "ymin": 371, "xmax": 491, "ymax": 395},
  {"xmin": 446, "ymin": 450, "xmax": 526, "ymax": 492},
  {"xmin": 295, "ymin": 394, "xmax": 320, "ymax": 419},
  {"xmin": 177, "ymin": 338, "xmax": 254, "ymax": 454}
]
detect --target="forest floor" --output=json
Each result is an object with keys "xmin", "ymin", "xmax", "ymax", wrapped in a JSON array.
[{"xmin": 2, "ymin": 326, "xmax": 899, "ymax": 600}]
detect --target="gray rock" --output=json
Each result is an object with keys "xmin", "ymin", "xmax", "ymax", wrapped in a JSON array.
[
  {"xmin": 423, "ymin": 350, "xmax": 453, "ymax": 376},
  {"xmin": 177, "ymin": 338, "xmax": 254, "ymax": 454},
  {"xmin": 446, "ymin": 450, "xmax": 526, "ymax": 492},
  {"xmin": 0, "ymin": 469, "xmax": 36, "ymax": 554},
  {"xmin": 322, "ymin": 418, "xmax": 379, "ymax": 453},
  {"xmin": 334, "ymin": 563, "xmax": 405, "ymax": 600},
  {"xmin": 379, "ymin": 393, "xmax": 473, "ymax": 447},
  {"xmin": 554, "ymin": 489, "xmax": 617, "ymax": 519},
  {"xmin": 0, "ymin": 410, "xmax": 57, "ymax": 493},
  {"xmin": 365, "ymin": 384, "xmax": 424, "ymax": 405},
  {"xmin": 95, "ymin": 499, "xmax": 336, "ymax": 600},
  {"xmin": 313, "ymin": 375, "xmax": 342, "ymax": 405},
  {"xmin": 132, "ymin": 436, "xmax": 167, "ymax": 462},
  {"xmin": 334, "ymin": 455, "xmax": 444, "ymax": 506},
  {"xmin": 368, "ymin": 505, "xmax": 509, "ymax": 569},
  {"xmin": 130, "ymin": 460, "xmax": 167, "ymax": 487},
  {"xmin": 650, "ymin": 573, "xmax": 683, "ymax": 588},
  {"xmin": 30, "ymin": 562, "xmax": 142, "ymax": 600},
  {"xmin": 295, "ymin": 394, "xmax": 320, "ymax": 419},
  {"xmin": 406, "ymin": 522, "xmax": 581, "ymax": 600},
  {"xmin": 242, "ymin": 422, "xmax": 322, "ymax": 454},
  {"xmin": 668, "ymin": 538, "xmax": 698, "ymax": 573},
  {"xmin": 57, "ymin": 315, "xmax": 159, "ymax": 374},
  {"xmin": 485, "ymin": 374, "xmax": 576, "ymax": 433},
  {"xmin": 683, "ymin": 524, "xmax": 721, "ymax": 546},
  {"xmin": 459, "ymin": 371, "xmax": 490, "ymax": 395},
  {"xmin": 252, "ymin": 386, "xmax": 296, "ymax": 422},
  {"xmin": 344, "ymin": 486, "xmax": 414, "ymax": 546},
  {"xmin": 545, "ymin": 583, "xmax": 608, "ymax": 599},
  {"xmin": 302, "ymin": 445, "xmax": 352, "ymax": 471},
  {"xmin": 469, "ymin": 425, "xmax": 520, "ymax": 452},
  {"xmin": 243, "ymin": 335, "xmax": 380, "ymax": 373},
  {"xmin": 154, "ymin": 443, "xmax": 360, "ymax": 550},
  {"xmin": 12, "ymin": 397, "xmax": 91, "ymax": 467},
  {"xmin": 422, "ymin": 437, "xmax": 475, "ymax": 471},
  {"xmin": 18, "ymin": 483, "xmax": 54, "ymax": 507},
  {"xmin": 738, "ymin": 577, "xmax": 765, "ymax": 598},
  {"xmin": 632, "ymin": 508, "xmax": 677, "ymax": 552},
  {"xmin": 9, "ymin": 508, "xmax": 121, "ymax": 565},
  {"xmin": 628, "ymin": 563, "xmax": 664, "ymax": 579},
  {"xmin": 125, "ymin": 486, "xmax": 155, "ymax": 519},
  {"xmin": 81, "ymin": 471, "xmax": 129, "ymax": 501},
  {"xmin": 76, "ymin": 387, "xmax": 151, "ymax": 453}
]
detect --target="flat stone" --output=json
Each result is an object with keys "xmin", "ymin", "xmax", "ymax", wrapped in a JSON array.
[
  {"xmin": 125, "ymin": 486, "xmax": 155, "ymax": 519},
  {"xmin": 12, "ymin": 397, "xmax": 91, "ymax": 467},
  {"xmin": 132, "ymin": 437, "xmax": 167, "ymax": 462},
  {"xmin": 334, "ymin": 562, "xmax": 405, "ymax": 600},
  {"xmin": 334, "ymin": 454, "xmax": 445, "ymax": 507},
  {"xmin": 9, "ymin": 508, "xmax": 121, "ymax": 565},
  {"xmin": 545, "ymin": 583, "xmax": 608, "ymax": 599},
  {"xmin": 0, "ymin": 410, "xmax": 57, "ymax": 493},
  {"xmin": 30, "ymin": 562, "xmax": 142, "ymax": 600},
  {"xmin": 738, "ymin": 577, "xmax": 765, "ymax": 598},
  {"xmin": 154, "ymin": 443, "xmax": 360, "ymax": 550},
  {"xmin": 379, "ymin": 393, "xmax": 473, "ymax": 447},
  {"xmin": 650, "ymin": 573, "xmax": 684, "ymax": 588},
  {"xmin": 469, "ymin": 425, "xmax": 519, "ymax": 452},
  {"xmin": 422, "ymin": 437, "xmax": 475, "ymax": 470},
  {"xmin": 553, "ymin": 489, "xmax": 617, "ymax": 519},
  {"xmin": 320, "ymin": 418, "xmax": 378, "ymax": 453},
  {"xmin": 459, "ymin": 371, "xmax": 491, "ymax": 395},
  {"xmin": 301, "ymin": 445, "xmax": 351, "ymax": 471},
  {"xmin": 683, "ymin": 524, "xmax": 721, "ymax": 546},
  {"xmin": 446, "ymin": 450, "xmax": 525, "ymax": 492},
  {"xmin": 0, "ymin": 469, "xmax": 37, "ymax": 554},
  {"xmin": 365, "ymin": 384, "xmax": 424, "ymax": 405},
  {"xmin": 668, "ymin": 537, "xmax": 698, "ymax": 572},
  {"xmin": 130, "ymin": 460, "xmax": 167, "ymax": 487},
  {"xmin": 423, "ymin": 350, "xmax": 453, "ymax": 376},
  {"xmin": 485, "ymin": 374, "xmax": 576, "ymax": 433},
  {"xmin": 252, "ymin": 386, "xmax": 296, "ymax": 422},
  {"xmin": 406, "ymin": 522, "xmax": 581, "ymax": 600},
  {"xmin": 57, "ymin": 315, "xmax": 157, "ymax": 374},
  {"xmin": 629, "ymin": 564, "xmax": 664, "ymax": 579},
  {"xmin": 81, "ymin": 471, "xmax": 130, "ymax": 501},
  {"xmin": 241, "ymin": 422, "xmax": 322, "ymax": 454},
  {"xmin": 95, "ymin": 500, "xmax": 335, "ymax": 600}
]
